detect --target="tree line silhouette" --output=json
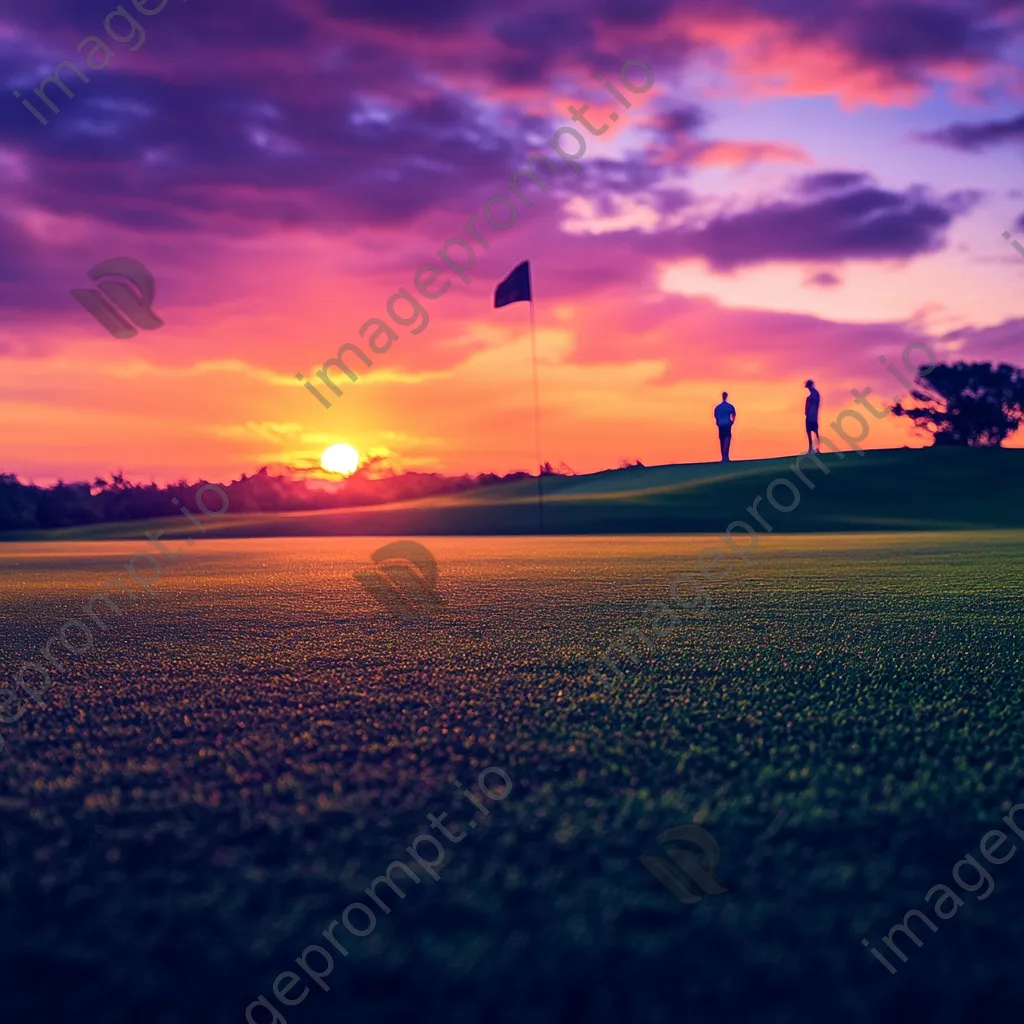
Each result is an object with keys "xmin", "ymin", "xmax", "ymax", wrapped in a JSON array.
[{"xmin": 0, "ymin": 462, "xmax": 552, "ymax": 532}]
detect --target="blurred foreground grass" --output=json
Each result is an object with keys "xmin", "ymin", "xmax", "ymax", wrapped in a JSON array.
[{"xmin": 0, "ymin": 532, "xmax": 1021, "ymax": 1024}]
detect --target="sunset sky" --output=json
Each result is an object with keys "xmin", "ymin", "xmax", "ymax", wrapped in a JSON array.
[{"xmin": 2, "ymin": 0, "xmax": 1024, "ymax": 486}]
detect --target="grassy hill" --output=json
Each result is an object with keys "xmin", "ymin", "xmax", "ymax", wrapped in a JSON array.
[{"xmin": 3, "ymin": 446, "xmax": 1022, "ymax": 540}]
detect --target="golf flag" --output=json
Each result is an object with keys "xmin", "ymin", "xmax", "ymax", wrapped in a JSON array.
[
  {"xmin": 494, "ymin": 260, "xmax": 532, "ymax": 308},
  {"xmin": 494, "ymin": 259, "xmax": 543, "ymax": 533}
]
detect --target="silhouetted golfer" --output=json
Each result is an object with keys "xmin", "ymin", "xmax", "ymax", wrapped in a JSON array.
[
  {"xmin": 804, "ymin": 380, "xmax": 820, "ymax": 453},
  {"xmin": 713, "ymin": 391, "xmax": 736, "ymax": 462}
]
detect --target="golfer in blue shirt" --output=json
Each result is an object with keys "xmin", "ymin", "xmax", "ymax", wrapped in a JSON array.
[{"xmin": 713, "ymin": 392, "xmax": 736, "ymax": 462}]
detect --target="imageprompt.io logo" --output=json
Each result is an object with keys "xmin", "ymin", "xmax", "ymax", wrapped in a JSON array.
[
  {"xmin": 354, "ymin": 540, "xmax": 443, "ymax": 622},
  {"xmin": 639, "ymin": 824, "xmax": 729, "ymax": 905},
  {"xmin": 70, "ymin": 257, "xmax": 164, "ymax": 339}
]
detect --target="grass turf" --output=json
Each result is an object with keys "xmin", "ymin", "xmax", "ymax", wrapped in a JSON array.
[{"xmin": 0, "ymin": 531, "xmax": 1022, "ymax": 1023}]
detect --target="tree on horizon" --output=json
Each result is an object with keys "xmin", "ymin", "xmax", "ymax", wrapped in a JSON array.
[{"xmin": 893, "ymin": 361, "xmax": 1024, "ymax": 447}]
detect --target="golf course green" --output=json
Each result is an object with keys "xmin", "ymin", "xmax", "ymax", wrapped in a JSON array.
[{"xmin": 2, "ymin": 446, "xmax": 1021, "ymax": 540}]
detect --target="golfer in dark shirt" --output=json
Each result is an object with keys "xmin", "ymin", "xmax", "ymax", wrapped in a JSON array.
[{"xmin": 804, "ymin": 380, "xmax": 820, "ymax": 453}]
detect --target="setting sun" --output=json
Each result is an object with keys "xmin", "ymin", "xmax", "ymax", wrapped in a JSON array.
[{"xmin": 321, "ymin": 443, "xmax": 360, "ymax": 476}]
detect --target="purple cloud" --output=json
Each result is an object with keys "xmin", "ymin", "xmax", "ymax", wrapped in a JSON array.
[
  {"xmin": 919, "ymin": 113, "xmax": 1024, "ymax": 151},
  {"xmin": 806, "ymin": 271, "xmax": 842, "ymax": 288},
  {"xmin": 619, "ymin": 173, "xmax": 981, "ymax": 270}
]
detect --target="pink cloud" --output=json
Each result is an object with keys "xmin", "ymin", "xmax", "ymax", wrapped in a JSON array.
[{"xmin": 691, "ymin": 140, "xmax": 812, "ymax": 168}]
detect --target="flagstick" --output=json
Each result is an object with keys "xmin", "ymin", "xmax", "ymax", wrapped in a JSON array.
[{"xmin": 528, "ymin": 295, "xmax": 544, "ymax": 534}]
